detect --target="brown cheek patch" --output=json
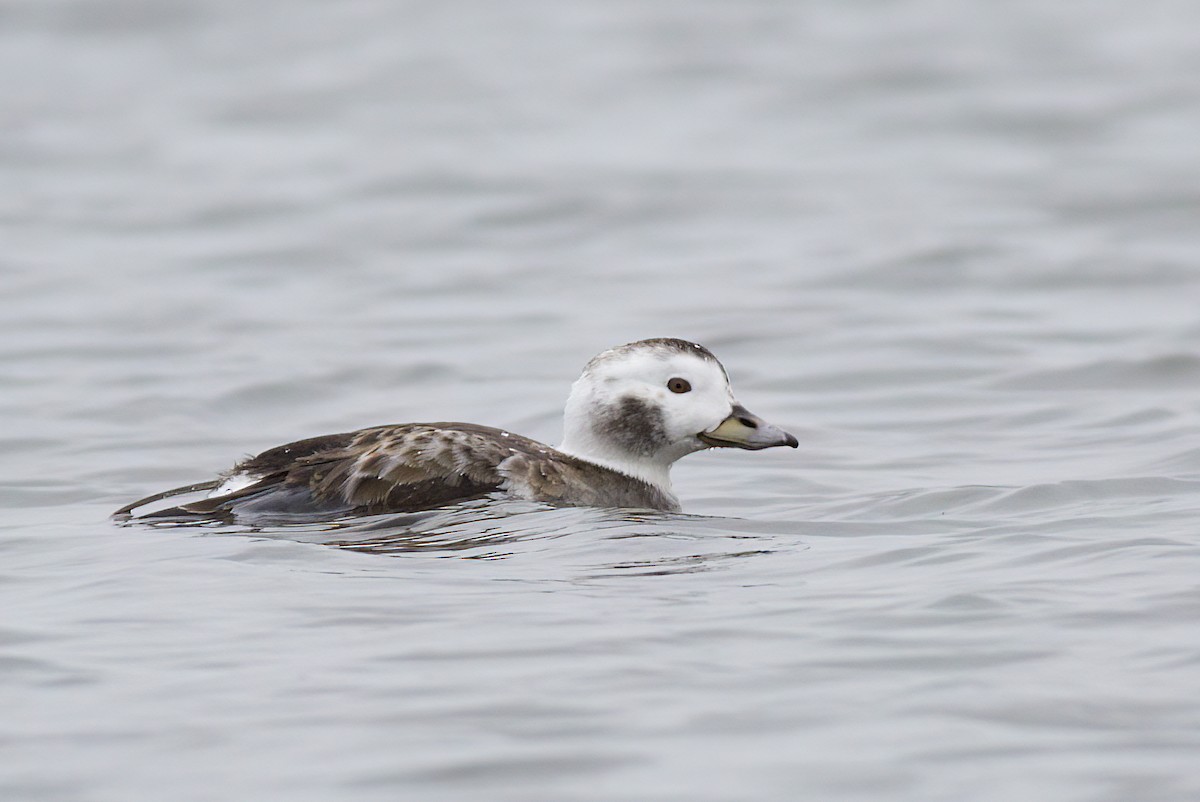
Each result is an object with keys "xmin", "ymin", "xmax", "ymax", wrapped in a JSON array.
[{"xmin": 594, "ymin": 395, "xmax": 669, "ymax": 457}]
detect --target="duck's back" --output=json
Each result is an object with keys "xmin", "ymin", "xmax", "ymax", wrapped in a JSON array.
[{"xmin": 115, "ymin": 422, "xmax": 678, "ymax": 522}]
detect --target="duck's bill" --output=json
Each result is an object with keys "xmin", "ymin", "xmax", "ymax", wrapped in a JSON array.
[{"xmin": 698, "ymin": 404, "xmax": 799, "ymax": 451}]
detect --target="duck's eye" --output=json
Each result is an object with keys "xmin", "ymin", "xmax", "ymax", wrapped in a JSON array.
[{"xmin": 667, "ymin": 377, "xmax": 691, "ymax": 394}]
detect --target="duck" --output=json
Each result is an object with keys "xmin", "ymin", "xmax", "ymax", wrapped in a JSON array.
[{"xmin": 113, "ymin": 337, "xmax": 797, "ymax": 521}]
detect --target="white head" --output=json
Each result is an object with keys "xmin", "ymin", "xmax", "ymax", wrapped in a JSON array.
[{"xmin": 558, "ymin": 338, "xmax": 797, "ymax": 491}]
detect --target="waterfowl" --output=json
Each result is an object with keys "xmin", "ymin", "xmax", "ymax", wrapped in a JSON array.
[{"xmin": 114, "ymin": 338, "xmax": 797, "ymax": 521}]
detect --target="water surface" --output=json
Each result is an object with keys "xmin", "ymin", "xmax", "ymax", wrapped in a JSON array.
[{"xmin": 3, "ymin": 1, "xmax": 1200, "ymax": 800}]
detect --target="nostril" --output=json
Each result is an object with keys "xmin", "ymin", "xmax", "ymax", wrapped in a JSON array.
[{"xmin": 737, "ymin": 416, "xmax": 758, "ymax": 429}]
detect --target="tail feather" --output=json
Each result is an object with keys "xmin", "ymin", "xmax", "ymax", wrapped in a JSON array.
[
  {"xmin": 112, "ymin": 480, "xmax": 222, "ymax": 520},
  {"xmin": 113, "ymin": 476, "xmax": 345, "ymax": 523}
]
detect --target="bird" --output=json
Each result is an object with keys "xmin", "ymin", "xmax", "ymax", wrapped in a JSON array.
[{"xmin": 113, "ymin": 337, "xmax": 797, "ymax": 522}]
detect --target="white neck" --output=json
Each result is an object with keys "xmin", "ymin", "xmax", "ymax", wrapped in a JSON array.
[{"xmin": 557, "ymin": 432, "xmax": 675, "ymax": 492}]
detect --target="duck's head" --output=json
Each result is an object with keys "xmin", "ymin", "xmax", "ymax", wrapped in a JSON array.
[{"xmin": 558, "ymin": 338, "xmax": 797, "ymax": 489}]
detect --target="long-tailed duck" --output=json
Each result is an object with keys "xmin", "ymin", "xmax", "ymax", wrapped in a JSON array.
[{"xmin": 114, "ymin": 338, "xmax": 797, "ymax": 521}]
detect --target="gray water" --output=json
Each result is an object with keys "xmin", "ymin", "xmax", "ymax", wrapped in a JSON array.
[{"xmin": 4, "ymin": 0, "xmax": 1200, "ymax": 800}]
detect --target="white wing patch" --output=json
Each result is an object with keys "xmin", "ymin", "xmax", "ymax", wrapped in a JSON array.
[{"xmin": 209, "ymin": 472, "xmax": 262, "ymax": 497}]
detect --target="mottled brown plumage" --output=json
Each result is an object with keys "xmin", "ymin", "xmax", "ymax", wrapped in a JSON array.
[
  {"xmin": 114, "ymin": 423, "xmax": 677, "ymax": 521},
  {"xmin": 114, "ymin": 338, "xmax": 797, "ymax": 522}
]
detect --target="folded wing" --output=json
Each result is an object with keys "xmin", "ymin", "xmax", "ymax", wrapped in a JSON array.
[{"xmin": 115, "ymin": 423, "xmax": 534, "ymax": 521}]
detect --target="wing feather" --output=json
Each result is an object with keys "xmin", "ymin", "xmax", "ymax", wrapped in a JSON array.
[
  {"xmin": 138, "ymin": 423, "xmax": 537, "ymax": 519},
  {"xmin": 116, "ymin": 421, "xmax": 680, "ymax": 521}
]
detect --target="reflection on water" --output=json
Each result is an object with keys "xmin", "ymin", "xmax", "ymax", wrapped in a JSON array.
[
  {"xmin": 325, "ymin": 502, "xmax": 620, "ymax": 557},
  {"xmin": 124, "ymin": 498, "xmax": 782, "ymax": 574}
]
